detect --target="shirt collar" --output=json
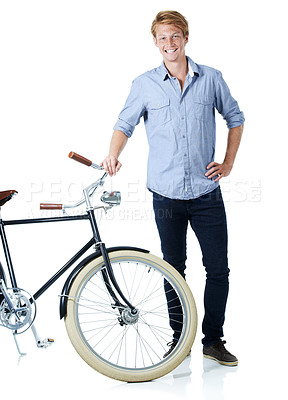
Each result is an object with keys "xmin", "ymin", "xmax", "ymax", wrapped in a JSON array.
[{"xmin": 161, "ymin": 56, "xmax": 199, "ymax": 80}]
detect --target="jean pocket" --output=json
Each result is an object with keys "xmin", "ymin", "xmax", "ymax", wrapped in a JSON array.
[
  {"xmin": 152, "ymin": 191, "xmax": 170, "ymax": 203},
  {"xmin": 193, "ymin": 97, "xmax": 213, "ymax": 121},
  {"xmin": 152, "ymin": 191, "xmax": 163, "ymax": 200},
  {"xmin": 201, "ymin": 186, "xmax": 223, "ymax": 202}
]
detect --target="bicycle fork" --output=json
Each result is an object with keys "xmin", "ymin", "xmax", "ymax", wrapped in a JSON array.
[{"xmin": 87, "ymin": 209, "xmax": 138, "ymax": 316}]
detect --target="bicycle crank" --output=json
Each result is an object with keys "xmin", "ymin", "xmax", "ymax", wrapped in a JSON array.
[{"xmin": 0, "ymin": 287, "xmax": 36, "ymax": 334}]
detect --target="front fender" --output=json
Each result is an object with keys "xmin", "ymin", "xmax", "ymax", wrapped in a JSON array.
[{"xmin": 59, "ymin": 246, "xmax": 149, "ymax": 319}]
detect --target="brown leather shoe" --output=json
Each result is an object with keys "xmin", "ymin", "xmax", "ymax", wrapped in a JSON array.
[{"xmin": 203, "ymin": 341, "xmax": 238, "ymax": 366}]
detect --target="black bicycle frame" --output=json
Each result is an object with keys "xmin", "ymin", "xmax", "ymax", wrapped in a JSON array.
[{"xmin": 0, "ymin": 209, "xmax": 136, "ymax": 311}]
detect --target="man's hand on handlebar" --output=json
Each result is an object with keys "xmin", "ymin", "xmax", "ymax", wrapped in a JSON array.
[{"xmin": 100, "ymin": 155, "xmax": 122, "ymax": 177}]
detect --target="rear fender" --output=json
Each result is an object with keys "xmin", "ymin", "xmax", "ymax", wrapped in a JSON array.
[{"xmin": 59, "ymin": 246, "xmax": 149, "ymax": 319}]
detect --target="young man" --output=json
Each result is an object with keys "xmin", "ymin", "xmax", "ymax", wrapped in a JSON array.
[{"xmin": 102, "ymin": 10, "xmax": 244, "ymax": 366}]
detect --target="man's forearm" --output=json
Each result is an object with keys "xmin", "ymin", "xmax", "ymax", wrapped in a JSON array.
[
  {"xmin": 223, "ymin": 124, "xmax": 244, "ymax": 168},
  {"xmin": 205, "ymin": 124, "xmax": 244, "ymax": 181},
  {"xmin": 109, "ymin": 130, "xmax": 128, "ymax": 159},
  {"xmin": 101, "ymin": 130, "xmax": 128, "ymax": 176}
]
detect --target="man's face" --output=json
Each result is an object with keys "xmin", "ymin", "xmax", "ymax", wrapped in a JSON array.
[{"xmin": 153, "ymin": 24, "xmax": 188, "ymax": 64}]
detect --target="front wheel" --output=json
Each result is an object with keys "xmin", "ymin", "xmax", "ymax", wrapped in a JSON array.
[{"xmin": 65, "ymin": 250, "xmax": 197, "ymax": 382}]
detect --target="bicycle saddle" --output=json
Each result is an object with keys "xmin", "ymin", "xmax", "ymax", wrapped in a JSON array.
[{"xmin": 0, "ymin": 190, "xmax": 18, "ymax": 207}]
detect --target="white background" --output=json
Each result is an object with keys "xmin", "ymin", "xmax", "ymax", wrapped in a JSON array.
[{"xmin": 0, "ymin": 0, "xmax": 287, "ymax": 399}]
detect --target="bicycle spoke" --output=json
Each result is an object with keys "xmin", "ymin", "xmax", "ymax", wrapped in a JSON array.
[
  {"xmin": 132, "ymin": 323, "xmax": 161, "ymax": 364},
  {"xmin": 90, "ymin": 320, "xmax": 120, "ymax": 347},
  {"xmin": 138, "ymin": 317, "xmax": 173, "ymax": 343},
  {"xmin": 129, "ymin": 262, "xmax": 149, "ymax": 304},
  {"xmin": 76, "ymin": 302, "xmax": 118, "ymax": 316}
]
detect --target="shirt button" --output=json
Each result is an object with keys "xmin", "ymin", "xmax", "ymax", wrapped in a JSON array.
[
  {"xmin": 184, "ymin": 153, "xmax": 187, "ymax": 156},
  {"xmin": 181, "ymin": 116, "xmax": 185, "ymax": 120},
  {"xmin": 183, "ymin": 135, "xmax": 186, "ymax": 138}
]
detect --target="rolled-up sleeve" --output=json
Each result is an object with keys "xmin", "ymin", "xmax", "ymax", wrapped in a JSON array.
[
  {"xmin": 113, "ymin": 77, "xmax": 146, "ymax": 138},
  {"xmin": 215, "ymin": 71, "xmax": 245, "ymax": 129}
]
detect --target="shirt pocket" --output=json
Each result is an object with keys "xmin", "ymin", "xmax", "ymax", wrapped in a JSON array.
[
  {"xmin": 147, "ymin": 98, "xmax": 171, "ymax": 126},
  {"xmin": 193, "ymin": 97, "xmax": 214, "ymax": 121}
]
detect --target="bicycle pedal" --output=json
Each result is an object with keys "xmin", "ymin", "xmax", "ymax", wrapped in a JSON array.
[{"xmin": 37, "ymin": 338, "xmax": 54, "ymax": 348}]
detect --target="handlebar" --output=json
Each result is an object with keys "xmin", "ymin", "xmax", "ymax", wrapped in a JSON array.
[
  {"xmin": 40, "ymin": 152, "xmax": 110, "ymax": 211},
  {"xmin": 40, "ymin": 203, "xmax": 63, "ymax": 210},
  {"xmin": 68, "ymin": 151, "xmax": 103, "ymax": 170},
  {"xmin": 68, "ymin": 152, "xmax": 92, "ymax": 166}
]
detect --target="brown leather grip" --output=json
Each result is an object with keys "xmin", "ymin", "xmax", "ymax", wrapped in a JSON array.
[
  {"xmin": 40, "ymin": 203, "xmax": 63, "ymax": 210},
  {"xmin": 68, "ymin": 151, "xmax": 92, "ymax": 167}
]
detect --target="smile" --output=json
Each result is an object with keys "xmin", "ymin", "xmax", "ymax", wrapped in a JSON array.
[{"xmin": 165, "ymin": 49, "xmax": 178, "ymax": 53}]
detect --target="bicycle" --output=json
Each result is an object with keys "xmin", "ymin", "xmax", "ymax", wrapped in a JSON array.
[{"xmin": 0, "ymin": 152, "xmax": 197, "ymax": 382}]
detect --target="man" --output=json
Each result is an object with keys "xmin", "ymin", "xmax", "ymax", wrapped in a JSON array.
[{"xmin": 101, "ymin": 10, "xmax": 244, "ymax": 366}]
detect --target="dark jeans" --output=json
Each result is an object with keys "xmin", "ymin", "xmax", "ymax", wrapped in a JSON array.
[{"xmin": 152, "ymin": 186, "xmax": 229, "ymax": 347}]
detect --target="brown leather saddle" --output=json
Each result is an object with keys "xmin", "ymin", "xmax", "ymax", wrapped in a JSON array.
[{"xmin": 0, "ymin": 190, "xmax": 18, "ymax": 207}]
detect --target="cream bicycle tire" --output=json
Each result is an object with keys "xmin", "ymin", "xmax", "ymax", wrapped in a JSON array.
[{"xmin": 65, "ymin": 250, "xmax": 197, "ymax": 382}]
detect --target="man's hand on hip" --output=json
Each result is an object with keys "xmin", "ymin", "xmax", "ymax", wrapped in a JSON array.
[{"xmin": 205, "ymin": 161, "xmax": 232, "ymax": 182}]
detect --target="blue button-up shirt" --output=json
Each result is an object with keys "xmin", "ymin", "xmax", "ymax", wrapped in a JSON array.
[{"xmin": 113, "ymin": 56, "xmax": 245, "ymax": 199}]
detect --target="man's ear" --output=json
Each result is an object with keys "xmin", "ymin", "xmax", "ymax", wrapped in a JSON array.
[
  {"xmin": 185, "ymin": 35, "xmax": 189, "ymax": 45},
  {"xmin": 153, "ymin": 36, "xmax": 158, "ymax": 47}
]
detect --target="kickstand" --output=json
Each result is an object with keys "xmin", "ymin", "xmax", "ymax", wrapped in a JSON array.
[
  {"xmin": 13, "ymin": 331, "xmax": 27, "ymax": 357},
  {"xmin": 31, "ymin": 324, "xmax": 54, "ymax": 348}
]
